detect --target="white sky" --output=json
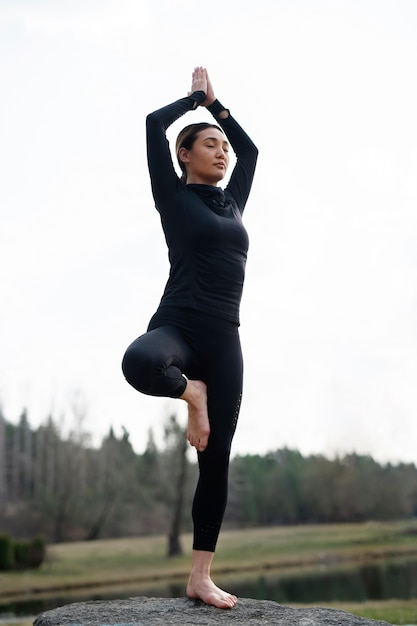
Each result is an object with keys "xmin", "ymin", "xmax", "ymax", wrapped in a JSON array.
[{"xmin": 1, "ymin": 0, "xmax": 417, "ymax": 464}]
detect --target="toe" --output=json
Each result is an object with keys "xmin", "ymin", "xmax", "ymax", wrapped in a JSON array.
[{"xmin": 198, "ymin": 439, "xmax": 208, "ymax": 452}]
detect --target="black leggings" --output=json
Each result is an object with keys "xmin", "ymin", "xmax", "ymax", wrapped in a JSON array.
[{"xmin": 121, "ymin": 307, "xmax": 243, "ymax": 552}]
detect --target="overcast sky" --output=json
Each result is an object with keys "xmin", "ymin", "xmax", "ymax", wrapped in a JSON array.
[{"xmin": 1, "ymin": 0, "xmax": 417, "ymax": 464}]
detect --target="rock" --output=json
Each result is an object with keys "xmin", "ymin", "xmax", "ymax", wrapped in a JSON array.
[{"xmin": 33, "ymin": 596, "xmax": 393, "ymax": 626}]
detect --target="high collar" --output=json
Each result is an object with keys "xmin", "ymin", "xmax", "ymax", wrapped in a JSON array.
[{"xmin": 187, "ymin": 184, "xmax": 225, "ymax": 209}]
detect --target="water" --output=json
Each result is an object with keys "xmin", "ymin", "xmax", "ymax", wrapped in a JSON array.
[
  {"xmin": 1, "ymin": 557, "xmax": 417, "ymax": 619},
  {"xmin": 227, "ymin": 558, "xmax": 417, "ymax": 603}
]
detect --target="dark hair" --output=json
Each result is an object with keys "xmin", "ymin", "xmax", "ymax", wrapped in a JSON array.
[{"xmin": 175, "ymin": 122, "xmax": 224, "ymax": 183}]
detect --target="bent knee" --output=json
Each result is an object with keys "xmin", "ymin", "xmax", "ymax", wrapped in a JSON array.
[
  {"xmin": 121, "ymin": 340, "xmax": 186, "ymax": 398},
  {"xmin": 121, "ymin": 342, "xmax": 152, "ymax": 393}
]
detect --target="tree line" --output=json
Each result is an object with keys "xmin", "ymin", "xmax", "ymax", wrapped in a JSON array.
[{"xmin": 1, "ymin": 405, "xmax": 416, "ymax": 547}]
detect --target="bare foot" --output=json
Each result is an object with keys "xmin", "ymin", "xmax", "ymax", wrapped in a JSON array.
[
  {"xmin": 180, "ymin": 379, "xmax": 210, "ymax": 452},
  {"xmin": 187, "ymin": 574, "xmax": 237, "ymax": 609}
]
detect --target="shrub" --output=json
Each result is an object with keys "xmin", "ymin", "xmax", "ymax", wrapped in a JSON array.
[
  {"xmin": 0, "ymin": 535, "xmax": 45, "ymax": 570},
  {"xmin": 13, "ymin": 541, "xmax": 30, "ymax": 569},
  {"xmin": 0, "ymin": 534, "xmax": 14, "ymax": 570},
  {"xmin": 28, "ymin": 536, "xmax": 46, "ymax": 568}
]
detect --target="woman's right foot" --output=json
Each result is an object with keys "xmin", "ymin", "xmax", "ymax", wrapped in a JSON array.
[
  {"xmin": 187, "ymin": 573, "xmax": 237, "ymax": 609},
  {"xmin": 180, "ymin": 379, "xmax": 210, "ymax": 452}
]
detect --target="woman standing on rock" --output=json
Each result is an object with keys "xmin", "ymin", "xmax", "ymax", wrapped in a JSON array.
[{"xmin": 122, "ymin": 66, "xmax": 258, "ymax": 608}]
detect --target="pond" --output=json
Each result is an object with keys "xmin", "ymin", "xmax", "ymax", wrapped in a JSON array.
[
  {"xmin": 1, "ymin": 557, "xmax": 417, "ymax": 619},
  {"xmin": 226, "ymin": 557, "xmax": 417, "ymax": 603}
]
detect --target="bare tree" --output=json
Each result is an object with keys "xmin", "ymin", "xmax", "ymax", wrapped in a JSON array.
[
  {"xmin": 21, "ymin": 410, "xmax": 32, "ymax": 500},
  {"xmin": 0, "ymin": 405, "xmax": 6, "ymax": 507},
  {"xmin": 163, "ymin": 414, "xmax": 188, "ymax": 557},
  {"xmin": 168, "ymin": 433, "xmax": 188, "ymax": 556},
  {"xmin": 11, "ymin": 419, "xmax": 20, "ymax": 501}
]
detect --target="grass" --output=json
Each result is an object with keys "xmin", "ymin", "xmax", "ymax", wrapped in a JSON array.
[
  {"xmin": 0, "ymin": 622, "xmax": 33, "ymax": 626},
  {"xmin": 0, "ymin": 520, "xmax": 416, "ymax": 624},
  {"xmin": 291, "ymin": 599, "xmax": 417, "ymax": 625}
]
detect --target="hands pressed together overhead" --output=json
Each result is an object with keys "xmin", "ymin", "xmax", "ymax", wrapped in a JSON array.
[{"xmin": 188, "ymin": 66, "xmax": 216, "ymax": 107}]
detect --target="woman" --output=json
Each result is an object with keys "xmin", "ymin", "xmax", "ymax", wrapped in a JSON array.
[{"xmin": 122, "ymin": 67, "xmax": 258, "ymax": 609}]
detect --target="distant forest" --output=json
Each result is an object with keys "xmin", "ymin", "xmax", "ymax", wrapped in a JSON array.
[{"xmin": 1, "ymin": 406, "xmax": 416, "ymax": 544}]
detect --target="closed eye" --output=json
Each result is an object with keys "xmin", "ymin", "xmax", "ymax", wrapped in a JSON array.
[
  {"xmin": 204, "ymin": 142, "xmax": 229, "ymax": 152},
  {"xmin": 203, "ymin": 137, "xmax": 229, "ymax": 151}
]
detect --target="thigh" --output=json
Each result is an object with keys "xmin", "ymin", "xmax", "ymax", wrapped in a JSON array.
[
  {"xmin": 122, "ymin": 325, "xmax": 198, "ymax": 397},
  {"xmin": 127, "ymin": 325, "xmax": 193, "ymax": 366}
]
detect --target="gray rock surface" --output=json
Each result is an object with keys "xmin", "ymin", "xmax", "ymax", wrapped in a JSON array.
[{"xmin": 33, "ymin": 596, "xmax": 393, "ymax": 626}]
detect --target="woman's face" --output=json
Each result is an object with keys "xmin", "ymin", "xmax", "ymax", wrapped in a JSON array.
[{"xmin": 179, "ymin": 128, "xmax": 230, "ymax": 185}]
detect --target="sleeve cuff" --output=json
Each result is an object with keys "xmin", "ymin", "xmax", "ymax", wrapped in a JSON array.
[
  {"xmin": 207, "ymin": 99, "xmax": 229, "ymax": 117},
  {"xmin": 189, "ymin": 90, "xmax": 207, "ymax": 109}
]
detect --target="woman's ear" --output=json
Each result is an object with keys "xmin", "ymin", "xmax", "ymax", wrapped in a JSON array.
[{"xmin": 178, "ymin": 147, "xmax": 190, "ymax": 164}]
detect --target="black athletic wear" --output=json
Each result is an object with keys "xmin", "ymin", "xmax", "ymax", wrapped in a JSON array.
[
  {"xmin": 146, "ymin": 91, "xmax": 257, "ymax": 324},
  {"xmin": 122, "ymin": 91, "xmax": 257, "ymax": 551},
  {"xmin": 123, "ymin": 308, "xmax": 243, "ymax": 551}
]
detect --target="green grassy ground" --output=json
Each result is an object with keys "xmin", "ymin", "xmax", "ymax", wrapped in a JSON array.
[
  {"xmin": 288, "ymin": 599, "xmax": 417, "ymax": 624},
  {"xmin": 1, "ymin": 521, "xmax": 416, "ymax": 624}
]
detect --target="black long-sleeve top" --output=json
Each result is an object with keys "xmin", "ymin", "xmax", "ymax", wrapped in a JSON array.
[{"xmin": 146, "ymin": 91, "xmax": 258, "ymax": 324}]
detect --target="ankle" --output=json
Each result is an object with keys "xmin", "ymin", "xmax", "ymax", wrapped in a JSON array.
[
  {"xmin": 190, "ymin": 565, "xmax": 210, "ymax": 577},
  {"xmin": 181, "ymin": 379, "xmax": 205, "ymax": 406},
  {"xmin": 190, "ymin": 549, "xmax": 213, "ymax": 576}
]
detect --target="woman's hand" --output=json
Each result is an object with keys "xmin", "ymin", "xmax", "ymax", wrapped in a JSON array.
[
  {"xmin": 188, "ymin": 67, "xmax": 216, "ymax": 106},
  {"xmin": 203, "ymin": 69, "xmax": 216, "ymax": 106}
]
